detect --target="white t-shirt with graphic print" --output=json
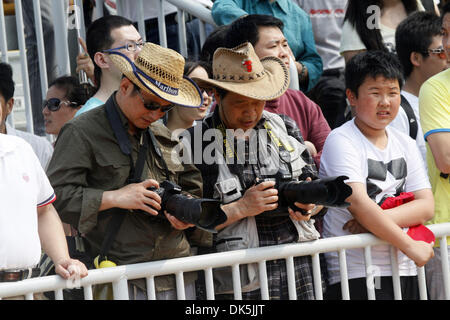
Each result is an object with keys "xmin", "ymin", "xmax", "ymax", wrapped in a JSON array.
[{"xmin": 319, "ymin": 119, "xmax": 431, "ymax": 285}]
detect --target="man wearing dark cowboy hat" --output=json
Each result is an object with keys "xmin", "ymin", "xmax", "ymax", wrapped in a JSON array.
[
  {"xmin": 47, "ymin": 43, "xmax": 207, "ymax": 300},
  {"xmin": 182, "ymin": 42, "xmax": 327, "ymax": 300}
]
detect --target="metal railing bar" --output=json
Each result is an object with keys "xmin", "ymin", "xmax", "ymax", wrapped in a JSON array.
[
  {"xmin": 146, "ymin": 276, "xmax": 156, "ymax": 300},
  {"xmin": 338, "ymin": 249, "xmax": 350, "ymax": 300},
  {"xmin": 204, "ymin": 267, "xmax": 215, "ymax": 300},
  {"xmin": 175, "ymin": 271, "xmax": 186, "ymax": 300},
  {"xmin": 440, "ymin": 237, "xmax": 450, "ymax": 299},
  {"xmin": 417, "ymin": 266, "xmax": 427, "ymax": 300},
  {"xmin": 390, "ymin": 246, "xmax": 402, "ymax": 300},
  {"xmin": 33, "ymin": 0, "xmax": 48, "ymax": 104},
  {"xmin": 84, "ymin": 285, "xmax": 93, "ymax": 300},
  {"xmin": 177, "ymin": 8, "xmax": 187, "ymax": 57},
  {"xmin": 1, "ymin": 223, "xmax": 450, "ymax": 299},
  {"xmin": 258, "ymin": 260, "xmax": 269, "ymax": 300},
  {"xmin": 52, "ymin": 0, "xmax": 71, "ymax": 76},
  {"xmin": 136, "ymin": 0, "xmax": 147, "ymax": 42},
  {"xmin": 14, "ymin": 0, "xmax": 33, "ymax": 133},
  {"xmin": 157, "ymin": 0, "xmax": 168, "ymax": 48},
  {"xmin": 312, "ymin": 253, "xmax": 323, "ymax": 300},
  {"xmin": 285, "ymin": 256, "xmax": 296, "ymax": 300},
  {"xmin": 0, "ymin": 0, "xmax": 9, "ymax": 63},
  {"xmin": 232, "ymin": 264, "xmax": 242, "ymax": 300},
  {"xmin": 364, "ymin": 246, "xmax": 376, "ymax": 300},
  {"xmin": 165, "ymin": 0, "xmax": 216, "ymax": 26}
]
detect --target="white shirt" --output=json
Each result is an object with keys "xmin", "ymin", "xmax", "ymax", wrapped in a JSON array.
[
  {"xmin": 294, "ymin": 0, "xmax": 346, "ymax": 70},
  {"xmin": 120, "ymin": 0, "xmax": 178, "ymax": 22},
  {"xmin": 0, "ymin": 134, "xmax": 56, "ymax": 270},
  {"xmin": 319, "ymin": 120, "xmax": 431, "ymax": 285},
  {"xmin": 6, "ymin": 123, "xmax": 53, "ymax": 169},
  {"xmin": 389, "ymin": 91, "xmax": 427, "ymax": 169}
]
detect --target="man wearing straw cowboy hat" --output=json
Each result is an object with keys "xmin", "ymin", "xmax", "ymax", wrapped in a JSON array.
[
  {"xmin": 181, "ymin": 42, "xmax": 327, "ymax": 299},
  {"xmin": 47, "ymin": 43, "xmax": 208, "ymax": 300}
]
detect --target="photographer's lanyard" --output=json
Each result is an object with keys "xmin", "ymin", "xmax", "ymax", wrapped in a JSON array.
[
  {"xmin": 147, "ymin": 128, "xmax": 171, "ymax": 181},
  {"xmin": 212, "ymin": 112, "xmax": 293, "ymax": 183}
]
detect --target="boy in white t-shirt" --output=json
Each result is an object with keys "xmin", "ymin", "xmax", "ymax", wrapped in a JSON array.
[{"xmin": 320, "ymin": 51, "xmax": 435, "ymax": 300}]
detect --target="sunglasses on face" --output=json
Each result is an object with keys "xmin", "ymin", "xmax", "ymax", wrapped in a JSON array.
[
  {"xmin": 137, "ymin": 90, "xmax": 174, "ymax": 113},
  {"xmin": 423, "ymin": 46, "xmax": 447, "ymax": 60},
  {"xmin": 43, "ymin": 98, "xmax": 78, "ymax": 112}
]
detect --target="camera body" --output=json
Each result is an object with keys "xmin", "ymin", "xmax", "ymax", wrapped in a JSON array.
[{"xmin": 147, "ymin": 180, "xmax": 227, "ymax": 233}]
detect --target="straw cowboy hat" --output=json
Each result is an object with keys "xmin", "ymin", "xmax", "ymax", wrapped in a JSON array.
[
  {"xmin": 192, "ymin": 42, "xmax": 289, "ymax": 101},
  {"xmin": 106, "ymin": 42, "xmax": 203, "ymax": 108}
]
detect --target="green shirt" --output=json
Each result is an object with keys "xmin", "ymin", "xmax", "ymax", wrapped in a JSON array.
[{"xmin": 47, "ymin": 94, "xmax": 206, "ymax": 291}]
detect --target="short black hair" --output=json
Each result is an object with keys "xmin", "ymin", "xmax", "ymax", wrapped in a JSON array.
[
  {"xmin": 48, "ymin": 76, "xmax": 91, "ymax": 107},
  {"xmin": 396, "ymin": 11, "xmax": 443, "ymax": 78},
  {"xmin": 224, "ymin": 14, "xmax": 284, "ymax": 49},
  {"xmin": 200, "ymin": 25, "xmax": 230, "ymax": 64},
  {"xmin": 345, "ymin": 51, "xmax": 404, "ymax": 97},
  {"xmin": 0, "ymin": 62, "xmax": 15, "ymax": 102},
  {"xmin": 86, "ymin": 15, "xmax": 134, "ymax": 89},
  {"xmin": 443, "ymin": 2, "xmax": 450, "ymax": 15},
  {"xmin": 183, "ymin": 60, "xmax": 212, "ymax": 78}
]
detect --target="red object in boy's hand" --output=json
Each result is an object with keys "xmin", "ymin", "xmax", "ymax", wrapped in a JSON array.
[
  {"xmin": 380, "ymin": 192, "xmax": 435, "ymax": 243},
  {"xmin": 407, "ymin": 224, "xmax": 435, "ymax": 244},
  {"xmin": 380, "ymin": 192, "xmax": 415, "ymax": 209}
]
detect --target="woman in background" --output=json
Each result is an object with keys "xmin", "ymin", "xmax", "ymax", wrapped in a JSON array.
[
  {"xmin": 165, "ymin": 60, "xmax": 213, "ymax": 132},
  {"xmin": 43, "ymin": 76, "xmax": 91, "ymax": 137},
  {"xmin": 340, "ymin": 0, "xmax": 436, "ymax": 63}
]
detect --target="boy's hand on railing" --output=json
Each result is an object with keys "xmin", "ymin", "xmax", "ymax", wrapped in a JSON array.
[{"xmin": 402, "ymin": 240, "xmax": 435, "ymax": 268}]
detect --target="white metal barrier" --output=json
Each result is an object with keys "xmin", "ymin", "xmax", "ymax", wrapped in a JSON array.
[{"xmin": 1, "ymin": 223, "xmax": 449, "ymax": 300}]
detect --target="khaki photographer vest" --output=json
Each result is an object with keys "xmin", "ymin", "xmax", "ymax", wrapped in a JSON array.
[{"xmin": 214, "ymin": 111, "xmax": 320, "ymax": 294}]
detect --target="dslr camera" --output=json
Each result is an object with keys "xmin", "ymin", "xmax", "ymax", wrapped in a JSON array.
[
  {"xmin": 147, "ymin": 180, "xmax": 227, "ymax": 233},
  {"xmin": 257, "ymin": 171, "xmax": 352, "ymax": 216}
]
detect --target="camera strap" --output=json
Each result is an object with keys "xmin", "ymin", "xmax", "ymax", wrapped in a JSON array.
[
  {"xmin": 147, "ymin": 128, "xmax": 171, "ymax": 180},
  {"xmin": 99, "ymin": 95, "xmax": 151, "ymax": 263}
]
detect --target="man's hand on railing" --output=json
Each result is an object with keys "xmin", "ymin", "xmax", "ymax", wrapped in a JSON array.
[{"xmin": 54, "ymin": 258, "xmax": 89, "ymax": 280}]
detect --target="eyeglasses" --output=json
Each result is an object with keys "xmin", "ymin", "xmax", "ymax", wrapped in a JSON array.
[
  {"xmin": 423, "ymin": 46, "xmax": 447, "ymax": 60},
  {"xmin": 137, "ymin": 90, "xmax": 174, "ymax": 113},
  {"xmin": 42, "ymin": 98, "xmax": 78, "ymax": 112},
  {"xmin": 109, "ymin": 40, "xmax": 145, "ymax": 53}
]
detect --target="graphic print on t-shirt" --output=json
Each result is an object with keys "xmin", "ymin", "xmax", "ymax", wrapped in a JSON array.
[{"xmin": 366, "ymin": 158, "xmax": 407, "ymax": 203}]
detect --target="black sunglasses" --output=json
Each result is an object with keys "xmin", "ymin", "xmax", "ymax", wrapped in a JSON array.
[
  {"xmin": 43, "ymin": 98, "xmax": 78, "ymax": 112},
  {"xmin": 137, "ymin": 90, "xmax": 174, "ymax": 113}
]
